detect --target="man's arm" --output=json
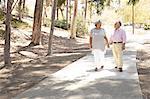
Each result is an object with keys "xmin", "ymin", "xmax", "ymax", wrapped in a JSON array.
[{"xmin": 122, "ymin": 30, "xmax": 127, "ymax": 50}]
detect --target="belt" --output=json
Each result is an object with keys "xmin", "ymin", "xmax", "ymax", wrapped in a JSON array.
[{"xmin": 113, "ymin": 42, "xmax": 123, "ymax": 43}]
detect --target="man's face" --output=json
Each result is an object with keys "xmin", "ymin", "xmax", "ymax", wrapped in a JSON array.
[{"xmin": 114, "ymin": 22, "xmax": 120, "ymax": 29}]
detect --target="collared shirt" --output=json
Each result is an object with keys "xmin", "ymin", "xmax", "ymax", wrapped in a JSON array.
[{"xmin": 110, "ymin": 28, "xmax": 126, "ymax": 43}]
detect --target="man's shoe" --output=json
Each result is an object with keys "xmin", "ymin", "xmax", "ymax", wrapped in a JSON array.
[
  {"xmin": 115, "ymin": 66, "xmax": 117, "ymax": 69},
  {"xmin": 95, "ymin": 67, "xmax": 98, "ymax": 71},
  {"xmin": 118, "ymin": 68, "xmax": 123, "ymax": 72},
  {"xmin": 101, "ymin": 66, "xmax": 104, "ymax": 69}
]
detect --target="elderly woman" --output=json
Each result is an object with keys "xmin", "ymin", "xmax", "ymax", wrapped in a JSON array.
[{"xmin": 89, "ymin": 20, "xmax": 109, "ymax": 71}]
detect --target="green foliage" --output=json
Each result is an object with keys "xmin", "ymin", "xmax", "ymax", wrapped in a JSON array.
[
  {"xmin": 57, "ymin": 0, "xmax": 66, "ymax": 8},
  {"xmin": 118, "ymin": 0, "xmax": 150, "ymax": 24},
  {"xmin": 128, "ymin": 0, "xmax": 139, "ymax": 5},
  {"xmin": 76, "ymin": 17, "xmax": 88, "ymax": 37},
  {"xmin": 0, "ymin": 9, "xmax": 5, "ymax": 21},
  {"xmin": 43, "ymin": 19, "xmax": 69, "ymax": 30},
  {"xmin": 144, "ymin": 23, "xmax": 150, "ymax": 30},
  {"xmin": 92, "ymin": 0, "xmax": 109, "ymax": 15},
  {"xmin": 43, "ymin": 17, "xmax": 51, "ymax": 27},
  {"xmin": 11, "ymin": 18, "xmax": 30, "ymax": 29},
  {"xmin": 0, "ymin": 29, "xmax": 5, "ymax": 39},
  {"xmin": 55, "ymin": 20, "xmax": 69, "ymax": 30}
]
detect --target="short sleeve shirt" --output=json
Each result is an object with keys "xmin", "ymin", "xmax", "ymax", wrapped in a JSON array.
[{"xmin": 90, "ymin": 28, "xmax": 106, "ymax": 51}]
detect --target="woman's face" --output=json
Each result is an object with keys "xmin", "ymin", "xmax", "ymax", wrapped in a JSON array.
[{"xmin": 96, "ymin": 23, "xmax": 101, "ymax": 28}]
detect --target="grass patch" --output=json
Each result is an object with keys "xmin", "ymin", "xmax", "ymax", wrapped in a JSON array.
[
  {"xmin": 0, "ymin": 29, "xmax": 5, "ymax": 39},
  {"xmin": 0, "ymin": 9, "xmax": 5, "ymax": 21},
  {"xmin": 11, "ymin": 18, "xmax": 30, "ymax": 29}
]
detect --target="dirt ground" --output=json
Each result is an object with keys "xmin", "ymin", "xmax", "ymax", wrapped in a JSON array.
[
  {"xmin": 137, "ymin": 43, "xmax": 150, "ymax": 99},
  {"xmin": 0, "ymin": 29, "xmax": 90, "ymax": 98}
]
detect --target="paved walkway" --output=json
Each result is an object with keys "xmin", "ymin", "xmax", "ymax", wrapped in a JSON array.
[{"xmin": 13, "ymin": 40, "xmax": 143, "ymax": 99}]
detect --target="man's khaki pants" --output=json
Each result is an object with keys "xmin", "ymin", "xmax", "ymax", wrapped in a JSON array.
[{"xmin": 112, "ymin": 43, "xmax": 123, "ymax": 68}]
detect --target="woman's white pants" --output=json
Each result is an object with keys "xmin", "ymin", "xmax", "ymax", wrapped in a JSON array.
[{"xmin": 92, "ymin": 49, "xmax": 105, "ymax": 68}]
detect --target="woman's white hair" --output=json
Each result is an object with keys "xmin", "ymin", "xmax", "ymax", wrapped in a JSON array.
[{"xmin": 95, "ymin": 20, "xmax": 102, "ymax": 26}]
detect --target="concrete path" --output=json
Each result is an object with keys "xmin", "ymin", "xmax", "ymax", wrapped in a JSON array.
[{"xmin": 13, "ymin": 40, "xmax": 143, "ymax": 99}]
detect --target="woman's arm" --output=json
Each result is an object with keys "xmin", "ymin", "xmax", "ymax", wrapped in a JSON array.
[
  {"xmin": 89, "ymin": 33, "xmax": 92, "ymax": 48},
  {"xmin": 104, "ymin": 36, "xmax": 110, "ymax": 48}
]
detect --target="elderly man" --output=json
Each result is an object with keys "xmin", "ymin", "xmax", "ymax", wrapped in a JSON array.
[
  {"xmin": 90, "ymin": 20, "xmax": 109, "ymax": 71},
  {"xmin": 110, "ymin": 21, "xmax": 126, "ymax": 72}
]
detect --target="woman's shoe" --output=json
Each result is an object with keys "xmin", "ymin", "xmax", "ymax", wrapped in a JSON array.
[
  {"xmin": 101, "ymin": 66, "xmax": 104, "ymax": 69},
  {"xmin": 115, "ymin": 66, "xmax": 117, "ymax": 69}
]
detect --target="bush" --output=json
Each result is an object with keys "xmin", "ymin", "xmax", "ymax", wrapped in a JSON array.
[
  {"xmin": 144, "ymin": 24, "xmax": 150, "ymax": 30},
  {"xmin": 43, "ymin": 19, "xmax": 70, "ymax": 30},
  {"xmin": 0, "ymin": 9, "xmax": 5, "ymax": 21},
  {"xmin": 11, "ymin": 18, "xmax": 30, "ymax": 29},
  {"xmin": 0, "ymin": 29, "xmax": 5, "ymax": 39},
  {"xmin": 43, "ymin": 17, "xmax": 51, "ymax": 27},
  {"xmin": 76, "ymin": 18, "xmax": 88, "ymax": 37},
  {"xmin": 55, "ymin": 20, "xmax": 69, "ymax": 30}
]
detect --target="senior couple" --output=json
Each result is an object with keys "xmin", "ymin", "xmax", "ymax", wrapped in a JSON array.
[{"xmin": 89, "ymin": 20, "xmax": 126, "ymax": 72}]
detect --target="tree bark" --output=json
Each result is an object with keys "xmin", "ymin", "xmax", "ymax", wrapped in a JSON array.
[
  {"xmin": 60, "ymin": 8, "xmax": 64, "ymax": 20},
  {"xmin": 18, "ymin": 0, "xmax": 22, "ymax": 21},
  {"xmin": 84, "ymin": 0, "xmax": 87, "ymax": 20},
  {"xmin": 30, "ymin": 0, "xmax": 44, "ymax": 45},
  {"xmin": 69, "ymin": 0, "xmax": 71, "ymax": 24},
  {"xmin": 4, "ymin": 0, "xmax": 14, "ymax": 66},
  {"xmin": 70, "ymin": 0, "xmax": 78, "ymax": 39},
  {"xmin": 43, "ymin": 6, "xmax": 48, "ymax": 26},
  {"xmin": 47, "ymin": 0, "xmax": 57, "ymax": 55},
  {"xmin": 66, "ymin": 0, "xmax": 69, "ymax": 29},
  {"xmin": 132, "ymin": 4, "xmax": 134, "ymax": 34},
  {"xmin": 22, "ymin": 0, "xmax": 25, "ymax": 17},
  {"xmin": 3, "ymin": 0, "xmax": 6, "ymax": 12},
  {"xmin": 56, "ymin": 7, "xmax": 59, "ymax": 20}
]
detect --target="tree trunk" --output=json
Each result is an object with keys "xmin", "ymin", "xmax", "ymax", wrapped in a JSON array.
[
  {"xmin": 70, "ymin": 0, "xmax": 78, "ymax": 39},
  {"xmin": 43, "ymin": 6, "xmax": 48, "ymax": 26},
  {"xmin": 66, "ymin": 0, "xmax": 69, "ymax": 29},
  {"xmin": 3, "ymin": 0, "xmax": 6, "ymax": 12},
  {"xmin": 60, "ymin": 8, "xmax": 64, "ymax": 20},
  {"xmin": 18, "ymin": 0, "xmax": 22, "ymax": 21},
  {"xmin": 11, "ymin": 0, "xmax": 19, "ymax": 13},
  {"xmin": 47, "ymin": 0, "xmax": 57, "ymax": 55},
  {"xmin": 22, "ymin": 0, "xmax": 25, "ymax": 17},
  {"xmin": 84, "ymin": 0, "xmax": 87, "ymax": 20},
  {"xmin": 69, "ymin": 0, "xmax": 71, "ymax": 24},
  {"xmin": 30, "ymin": 0, "xmax": 44, "ymax": 46},
  {"xmin": 56, "ymin": 7, "xmax": 59, "ymax": 20},
  {"xmin": 132, "ymin": 4, "xmax": 134, "ymax": 34},
  {"xmin": 90, "ymin": 2, "xmax": 93, "ymax": 19},
  {"xmin": 4, "ymin": 0, "xmax": 14, "ymax": 66}
]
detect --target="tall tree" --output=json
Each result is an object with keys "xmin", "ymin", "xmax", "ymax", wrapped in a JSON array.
[
  {"xmin": 84, "ymin": 0, "xmax": 88, "ymax": 20},
  {"xmin": 4, "ymin": 0, "xmax": 14, "ymax": 66},
  {"xmin": 22, "ymin": 0, "xmax": 25, "ymax": 18},
  {"xmin": 57, "ymin": 0, "xmax": 66, "ymax": 19},
  {"xmin": 66, "ymin": 0, "xmax": 69, "ymax": 29},
  {"xmin": 18, "ymin": 0, "xmax": 22, "ymax": 21},
  {"xmin": 1, "ymin": 0, "xmax": 6, "ymax": 11},
  {"xmin": 128, "ymin": 0, "xmax": 139, "ymax": 34},
  {"xmin": 70, "ymin": 0, "xmax": 78, "ymax": 39},
  {"xmin": 47, "ymin": 0, "xmax": 57, "ymax": 55},
  {"xmin": 29, "ymin": 0, "xmax": 44, "ymax": 46},
  {"xmin": 69, "ymin": 0, "xmax": 72, "ymax": 23}
]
